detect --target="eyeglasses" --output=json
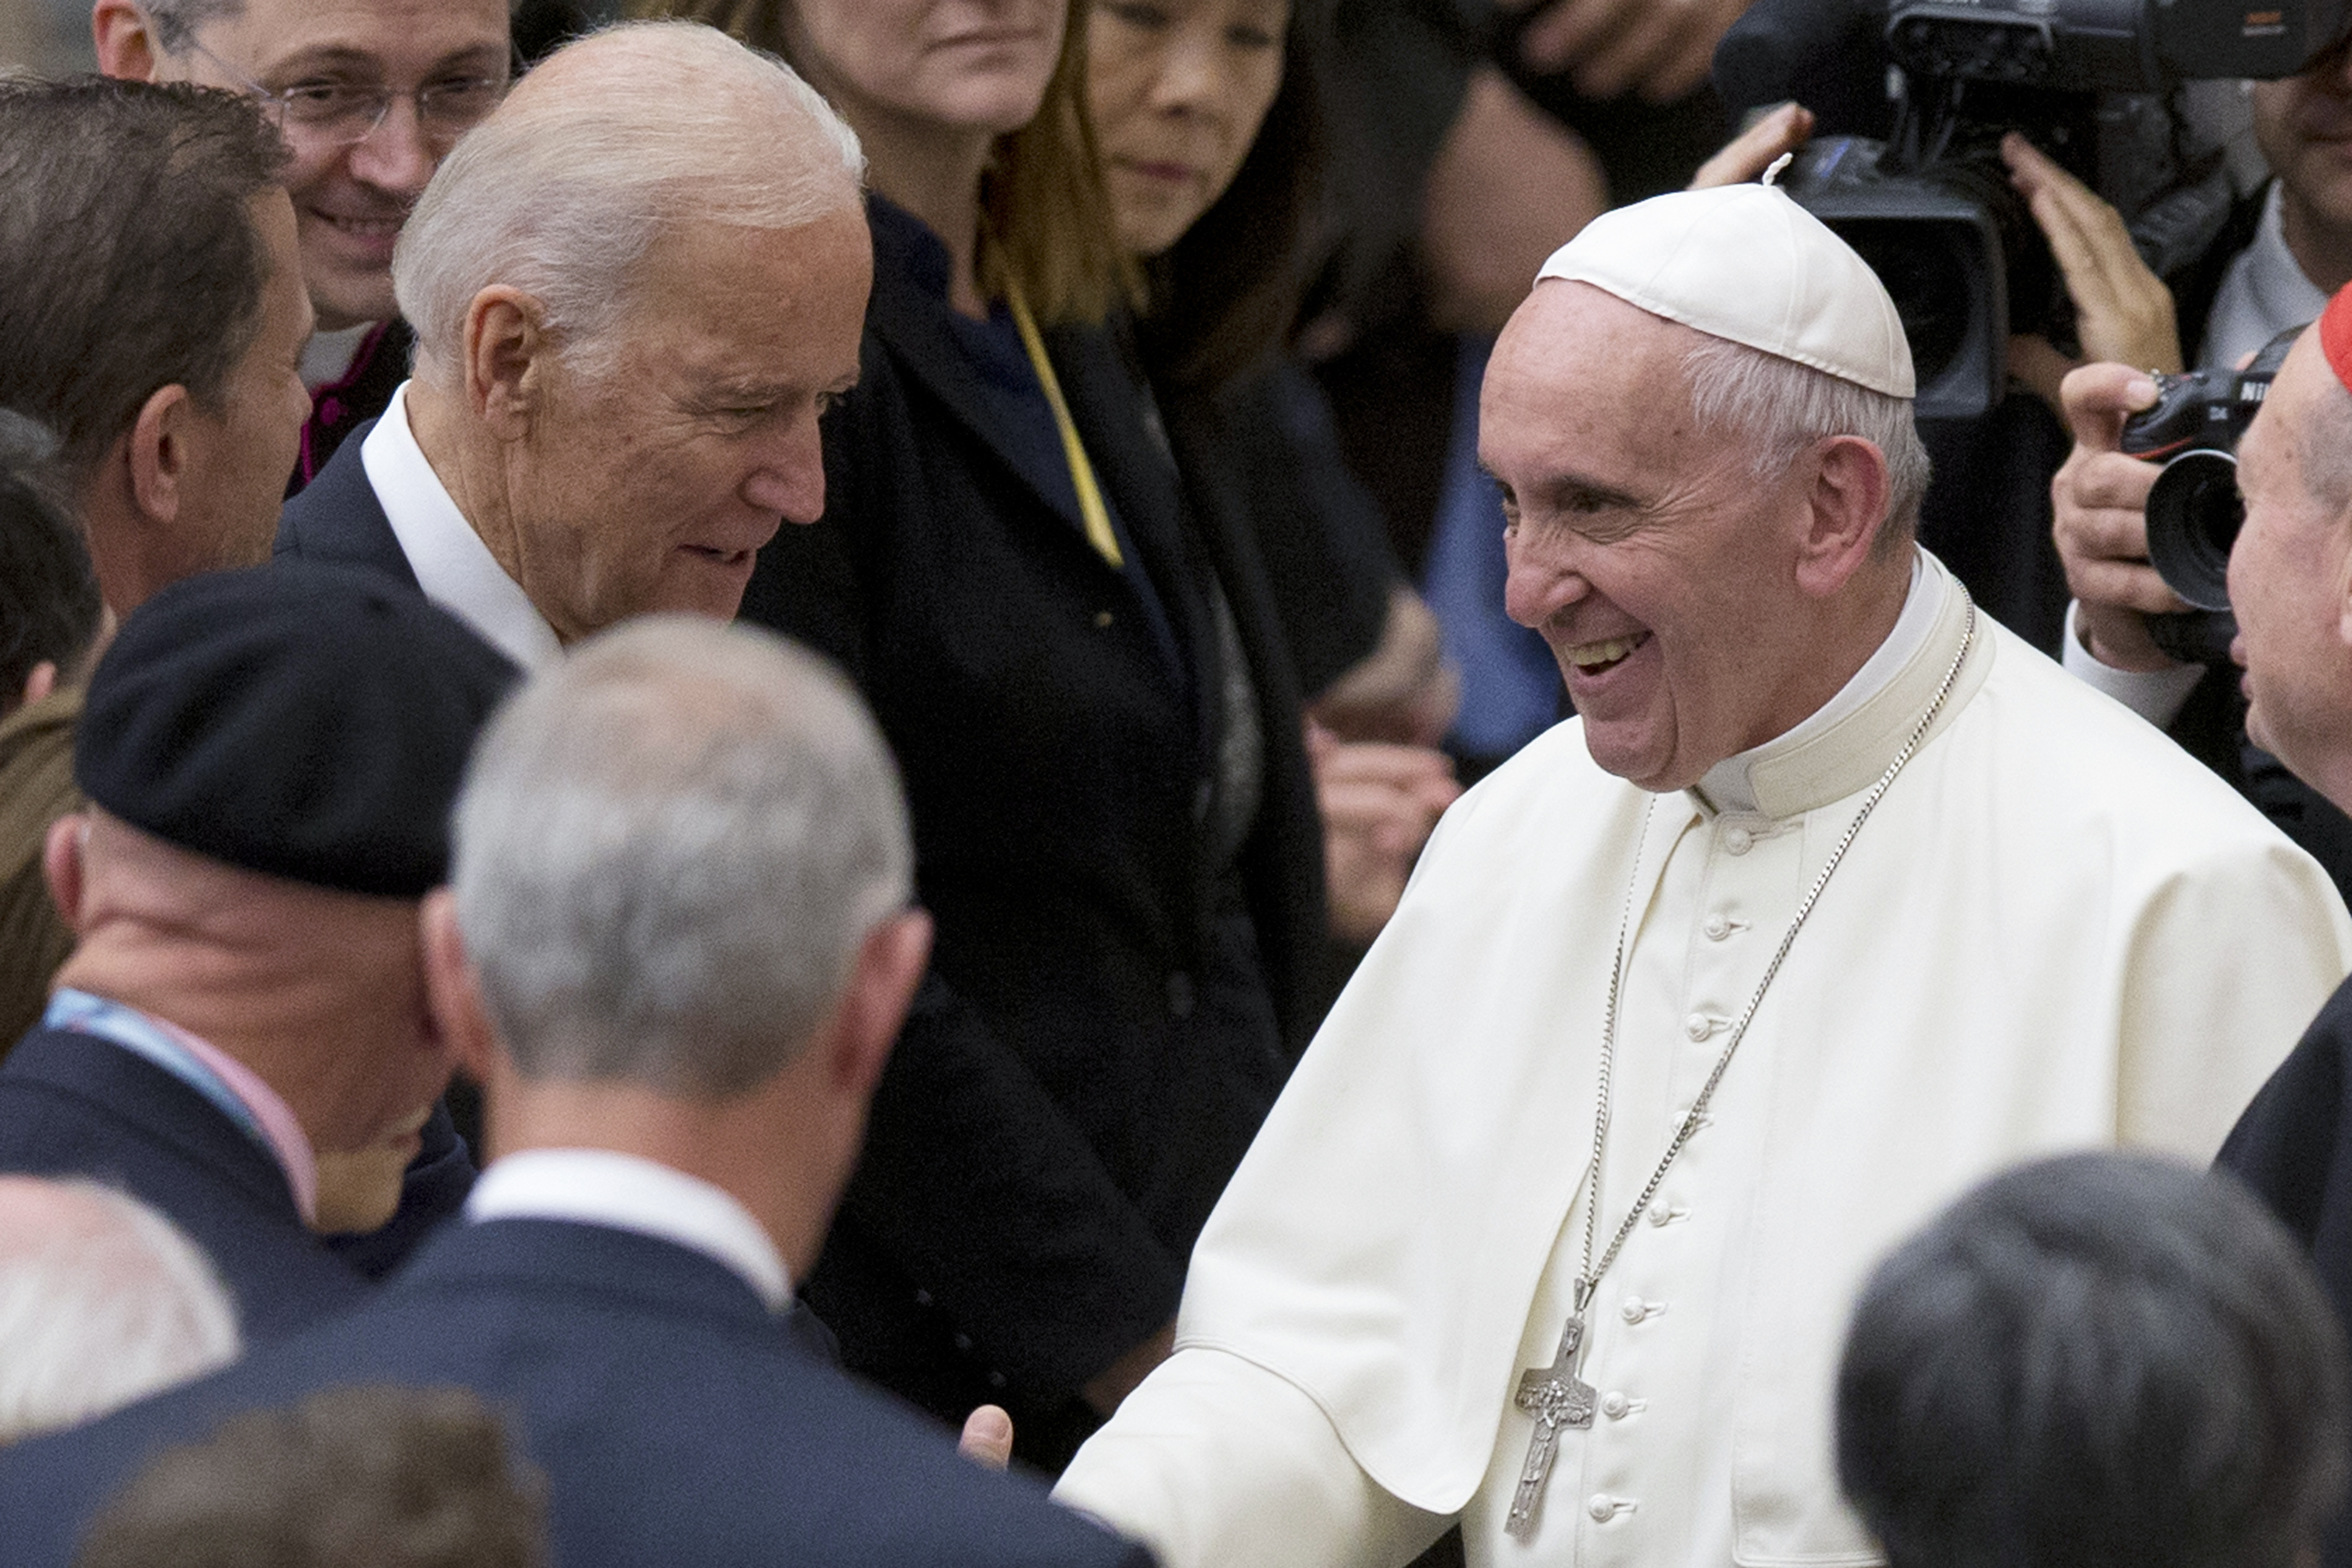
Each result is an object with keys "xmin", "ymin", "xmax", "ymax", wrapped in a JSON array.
[{"xmin": 186, "ymin": 38, "xmax": 509, "ymax": 150}]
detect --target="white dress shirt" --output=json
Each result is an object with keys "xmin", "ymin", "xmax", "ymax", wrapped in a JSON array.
[
  {"xmin": 361, "ymin": 383, "xmax": 562, "ymax": 672},
  {"xmin": 465, "ymin": 1148, "xmax": 793, "ymax": 1314},
  {"xmin": 2063, "ymin": 179, "xmax": 2329, "ymax": 728}
]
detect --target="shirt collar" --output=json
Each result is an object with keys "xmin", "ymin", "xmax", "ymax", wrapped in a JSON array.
[
  {"xmin": 1692, "ymin": 549, "xmax": 1983, "ymax": 820},
  {"xmin": 464, "ymin": 1147, "xmax": 793, "ymax": 1314},
  {"xmin": 361, "ymin": 383, "xmax": 563, "ymax": 673},
  {"xmin": 2201, "ymin": 181, "xmax": 2331, "ymax": 370},
  {"xmin": 43, "ymin": 988, "xmax": 319, "ymax": 1226}
]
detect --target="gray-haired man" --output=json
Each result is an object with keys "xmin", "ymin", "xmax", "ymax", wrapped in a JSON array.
[
  {"xmin": 0, "ymin": 1176, "xmax": 240, "ymax": 1445},
  {"xmin": 0, "ymin": 618, "xmax": 1148, "ymax": 1568},
  {"xmin": 273, "ymin": 19, "xmax": 871, "ymax": 665}
]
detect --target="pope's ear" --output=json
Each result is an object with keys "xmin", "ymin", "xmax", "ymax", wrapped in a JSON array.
[
  {"xmin": 1793, "ymin": 434, "xmax": 1893, "ymax": 597},
  {"xmin": 463, "ymin": 287, "xmax": 556, "ymax": 441}
]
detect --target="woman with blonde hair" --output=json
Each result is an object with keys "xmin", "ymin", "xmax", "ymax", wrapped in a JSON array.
[{"xmin": 631, "ymin": 0, "xmax": 1327, "ymax": 1471}]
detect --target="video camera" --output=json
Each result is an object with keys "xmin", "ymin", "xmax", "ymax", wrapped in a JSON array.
[
  {"xmin": 1715, "ymin": 0, "xmax": 2352, "ymax": 418},
  {"xmin": 2116, "ymin": 324, "xmax": 2301, "ymax": 663}
]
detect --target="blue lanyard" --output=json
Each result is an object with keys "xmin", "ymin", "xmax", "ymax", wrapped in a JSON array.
[{"xmin": 43, "ymin": 989, "xmax": 272, "ymax": 1160}]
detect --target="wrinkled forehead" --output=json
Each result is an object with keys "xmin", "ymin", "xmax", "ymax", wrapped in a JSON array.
[{"xmin": 1484, "ymin": 282, "xmax": 1706, "ymax": 448}]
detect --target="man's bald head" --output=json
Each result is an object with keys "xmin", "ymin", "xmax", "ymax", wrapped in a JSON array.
[
  {"xmin": 2227, "ymin": 318, "xmax": 2352, "ymax": 812},
  {"xmin": 0, "ymin": 1176, "xmax": 240, "ymax": 1444},
  {"xmin": 395, "ymin": 19, "xmax": 865, "ymax": 387}
]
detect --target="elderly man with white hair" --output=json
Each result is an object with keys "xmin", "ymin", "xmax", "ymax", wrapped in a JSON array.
[
  {"xmin": 0, "ymin": 617, "xmax": 1149, "ymax": 1568},
  {"xmin": 1050, "ymin": 184, "xmax": 2352, "ymax": 1568},
  {"xmin": 274, "ymin": 18, "xmax": 871, "ymax": 663},
  {"xmin": 0, "ymin": 1176, "xmax": 238, "ymax": 1446}
]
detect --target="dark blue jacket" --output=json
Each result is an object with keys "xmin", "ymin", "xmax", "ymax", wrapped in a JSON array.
[
  {"xmin": 0, "ymin": 1217, "xmax": 1156, "ymax": 1568},
  {"xmin": 273, "ymin": 420, "xmax": 419, "ymax": 588},
  {"xmin": 0, "ymin": 1028, "xmax": 374, "ymax": 1341},
  {"xmin": 2217, "ymin": 972, "xmax": 2352, "ymax": 1568}
]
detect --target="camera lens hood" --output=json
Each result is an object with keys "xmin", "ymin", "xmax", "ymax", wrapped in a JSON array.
[{"xmin": 2144, "ymin": 449, "xmax": 2241, "ymax": 613}]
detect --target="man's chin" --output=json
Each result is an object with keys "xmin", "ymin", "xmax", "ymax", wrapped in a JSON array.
[
  {"xmin": 1580, "ymin": 723, "xmax": 1688, "ymax": 795},
  {"xmin": 301, "ymin": 264, "xmax": 401, "ymax": 335}
]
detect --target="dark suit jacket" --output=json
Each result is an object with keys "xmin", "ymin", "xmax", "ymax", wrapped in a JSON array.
[
  {"xmin": 744, "ymin": 199, "xmax": 1324, "ymax": 1463},
  {"xmin": 0, "ymin": 1028, "xmax": 373, "ymax": 1342},
  {"xmin": 2216, "ymin": 973, "xmax": 2352, "ymax": 1568},
  {"xmin": 273, "ymin": 421, "xmax": 418, "ymax": 590},
  {"xmin": 0, "ymin": 1218, "xmax": 1155, "ymax": 1568}
]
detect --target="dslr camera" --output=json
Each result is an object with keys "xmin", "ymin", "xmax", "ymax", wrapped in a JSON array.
[
  {"xmin": 1716, "ymin": 0, "xmax": 2352, "ymax": 418},
  {"xmin": 2116, "ymin": 325, "xmax": 2301, "ymax": 664}
]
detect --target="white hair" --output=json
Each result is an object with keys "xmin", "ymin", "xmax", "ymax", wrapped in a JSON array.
[
  {"xmin": 0, "ymin": 1179, "xmax": 240, "ymax": 1444},
  {"xmin": 394, "ymin": 19, "xmax": 865, "ymax": 386},
  {"xmin": 1682, "ymin": 334, "xmax": 1933, "ymax": 553},
  {"xmin": 451, "ymin": 617, "xmax": 914, "ymax": 1099}
]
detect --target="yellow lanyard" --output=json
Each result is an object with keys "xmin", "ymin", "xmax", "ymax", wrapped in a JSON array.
[{"xmin": 1003, "ymin": 278, "xmax": 1125, "ymax": 569}]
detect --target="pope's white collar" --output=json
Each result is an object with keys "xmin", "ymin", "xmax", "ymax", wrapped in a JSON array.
[{"xmin": 1694, "ymin": 549, "xmax": 1937, "ymax": 817}]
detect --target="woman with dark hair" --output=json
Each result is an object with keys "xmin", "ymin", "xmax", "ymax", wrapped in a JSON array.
[
  {"xmin": 1088, "ymin": 0, "xmax": 1460, "ymax": 944},
  {"xmin": 628, "ymin": 0, "xmax": 1328, "ymax": 1471}
]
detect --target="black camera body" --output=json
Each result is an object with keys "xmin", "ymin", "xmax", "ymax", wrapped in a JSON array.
[
  {"xmin": 2117, "ymin": 326, "xmax": 2301, "ymax": 663},
  {"xmin": 1718, "ymin": 0, "xmax": 2351, "ymax": 418}
]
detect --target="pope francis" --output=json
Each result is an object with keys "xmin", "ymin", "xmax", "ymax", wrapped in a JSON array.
[{"xmin": 1052, "ymin": 184, "xmax": 2352, "ymax": 1567}]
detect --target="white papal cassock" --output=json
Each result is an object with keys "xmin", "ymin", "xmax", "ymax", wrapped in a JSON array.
[{"xmin": 1057, "ymin": 550, "xmax": 2352, "ymax": 1568}]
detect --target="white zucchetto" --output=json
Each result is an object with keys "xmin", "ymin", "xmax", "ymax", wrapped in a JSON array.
[{"xmin": 1535, "ymin": 183, "xmax": 1916, "ymax": 398}]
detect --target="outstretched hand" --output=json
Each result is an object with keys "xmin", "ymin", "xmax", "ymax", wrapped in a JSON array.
[
  {"xmin": 1688, "ymin": 102, "xmax": 1815, "ymax": 190},
  {"xmin": 2000, "ymin": 134, "xmax": 2183, "ymax": 413},
  {"xmin": 1310, "ymin": 723, "xmax": 1463, "ymax": 948},
  {"xmin": 1498, "ymin": 0, "xmax": 1760, "ymax": 104}
]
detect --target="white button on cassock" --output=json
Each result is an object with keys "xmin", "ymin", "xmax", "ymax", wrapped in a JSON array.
[
  {"xmin": 1601, "ymin": 1392, "xmax": 1632, "ymax": 1419},
  {"xmin": 1702, "ymin": 912, "xmax": 1730, "ymax": 939},
  {"xmin": 1588, "ymin": 1495, "xmax": 1618, "ymax": 1522},
  {"xmin": 1721, "ymin": 824, "xmax": 1754, "ymax": 854},
  {"xmin": 1621, "ymin": 1297, "xmax": 1648, "ymax": 1323},
  {"xmin": 1683, "ymin": 1012, "xmax": 1712, "ymax": 1041}
]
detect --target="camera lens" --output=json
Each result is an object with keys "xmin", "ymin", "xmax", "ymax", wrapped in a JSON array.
[
  {"xmin": 1831, "ymin": 220, "xmax": 1974, "ymax": 390},
  {"xmin": 2143, "ymin": 449, "xmax": 2241, "ymax": 613}
]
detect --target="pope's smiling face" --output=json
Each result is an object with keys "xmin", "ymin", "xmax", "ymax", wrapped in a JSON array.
[{"xmin": 1483, "ymin": 282, "xmax": 1833, "ymax": 793}]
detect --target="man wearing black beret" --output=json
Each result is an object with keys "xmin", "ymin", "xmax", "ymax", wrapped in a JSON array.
[{"xmin": 0, "ymin": 562, "xmax": 516, "ymax": 1343}]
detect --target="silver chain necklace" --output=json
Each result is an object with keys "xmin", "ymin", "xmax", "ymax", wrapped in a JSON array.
[{"xmin": 1503, "ymin": 594, "xmax": 1978, "ymax": 1542}]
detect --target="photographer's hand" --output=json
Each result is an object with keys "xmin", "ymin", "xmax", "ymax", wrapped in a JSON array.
[
  {"xmin": 1498, "ymin": 0, "xmax": 1760, "ymax": 104},
  {"xmin": 2053, "ymin": 362, "xmax": 2193, "ymax": 671},
  {"xmin": 2002, "ymin": 134, "xmax": 2184, "ymax": 413},
  {"xmin": 1688, "ymin": 102, "xmax": 1814, "ymax": 190}
]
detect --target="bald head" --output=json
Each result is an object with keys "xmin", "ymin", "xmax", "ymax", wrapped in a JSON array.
[
  {"xmin": 395, "ymin": 19, "xmax": 866, "ymax": 386},
  {"xmin": 0, "ymin": 1176, "xmax": 239, "ymax": 1443}
]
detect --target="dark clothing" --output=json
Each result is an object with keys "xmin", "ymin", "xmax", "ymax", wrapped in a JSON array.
[
  {"xmin": 1166, "ymin": 361, "xmax": 1401, "ymax": 702},
  {"xmin": 273, "ymin": 420, "xmax": 418, "ymax": 588},
  {"xmin": 0, "ymin": 1028, "xmax": 372, "ymax": 1341},
  {"xmin": 288, "ymin": 320, "xmax": 410, "ymax": 498},
  {"xmin": 743, "ymin": 199, "xmax": 1321, "ymax": 1468},
  {"xmin": 321, "ymin": 1103, "xmax": 474, "ymax": 1281},
  {"xmin": 0, "ymin": 688, "xmax": 79, "ymax": 1055},
  {"xmin": 0, "ymin": 1217, "xmax": 1155, "ymax": 1568},
  {"xmin": 2216, "ymin": 975, "xmax": 2352, "ymax": 1568}
]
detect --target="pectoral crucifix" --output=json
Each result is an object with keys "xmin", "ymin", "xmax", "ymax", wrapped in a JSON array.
[{"xmin": 1504, "ymin": 1306, "xmax": 1598, "ymax": 1541}]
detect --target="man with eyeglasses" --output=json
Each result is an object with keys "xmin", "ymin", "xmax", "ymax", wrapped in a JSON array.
[{"xmin": 94, "ymin": 0, "xmax": 511, "ymax": 493}]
